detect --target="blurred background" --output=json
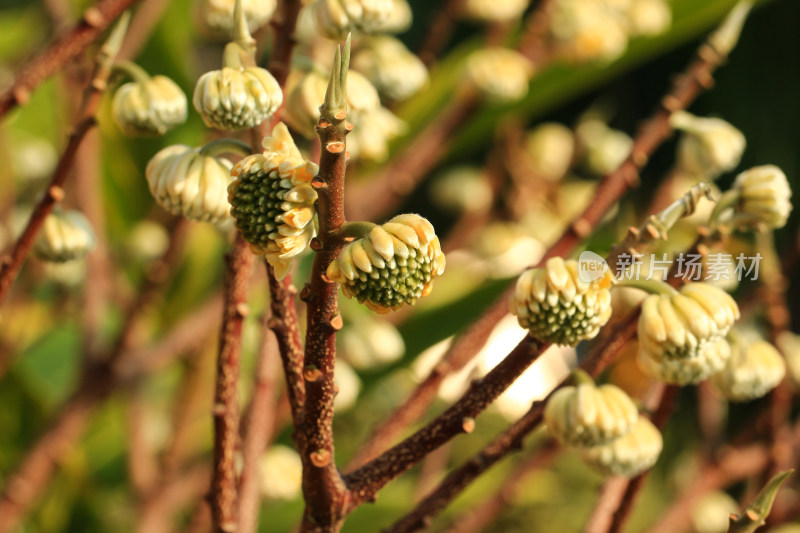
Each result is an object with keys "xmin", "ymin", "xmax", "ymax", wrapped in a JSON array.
[{"xmin": 0, "ymin": 0, "xmax": 798, "ymax": 531}]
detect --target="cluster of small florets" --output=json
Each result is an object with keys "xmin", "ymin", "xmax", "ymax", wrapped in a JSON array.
[
  {"xmin": 228, "ymin": 123, "xmax": 319, "ymax": 278},
  {"xmin": 326, "ymin": 215, "xmax": 446, "ymax": 313},
  {"xmin": 510, "ymin": 257, "xmax": 615, "ymax": 346},
  {"xmin": 544, "ymin": 374, "xmax": 662, "ymax": 477}
]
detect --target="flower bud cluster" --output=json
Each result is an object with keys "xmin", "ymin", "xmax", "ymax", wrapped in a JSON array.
[
  {"xmin": 312, "ymin": 0, "xmax": 407, "ymax": 40},
  {"xmin": 710, "ymin": 338, "xmax": 786, "ymax": 402},
  {"xmin": 510, "ymin": 257, "xmax": 614, "ymax": 346},
  {"xmin": 638, "ymin": 283, "xmax": 739, "ymax": 385},
  {"xmin": 146, "ymin": 145, "xmax": 235, "ymax": 223},
  {"xmin": 670, "ymin": 111, "xmax": 746, "ymax": 179},
  {"xmin": 228, "ymin": 123, "xmax": 319, "ymax": 278},
  {"xmin": 731, "ymin": 165, "xmax": 792, "ymax": 231},
  {"xmin": 464, "ymin": 48, "xmax": 534, "ymax": 103},
  {"xmin": 194, "ymin": 0, "xmax": 276, "ymax": 41},
  {"xmin": 326, "ymin": 214, "xmax": 446, "ymax": 313},
  {"xmin": 462, "ymin": 0, "xmax": 529, "ymax": 23},
  {"xmin": 112, "ymin": 75, "xmax": 187, "ymax": 136},
  {"xmin": 352, "ymin": 36, "xmax": 428, "ymax": 102},
  {"xmin": 193, "ymin": 66, "xmax": 282, "ymax": 131},
  {"xmin": 544, "ymin": 374, "xmax": 662, "ymax": 477},
  {"xmin": 34, "ymin": 210, "xmax": 96, "ymax": 263}
]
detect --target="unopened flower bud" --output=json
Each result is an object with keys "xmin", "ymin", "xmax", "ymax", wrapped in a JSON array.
[
  {"xmin": 576, "ymin": 118, "xmax": 632, "ymax": 175},
  {"xmin": 523, "ymin": 123, "xmax": 575, "ymax": 181},
  {"xmin": 544, "ymin": 378, "xmax": 639, "ymax": 446},
  {"xmin": 637, "ymin": 283, "xmax": 739, "ymax": 385},
  {"xmin": 462, "ymin": 0, "xmax": 529, "ymax": 23},
  {"xmin": 551, "ymin": 0, "xmax": 630, "ymax": 63},
  {"xmin": 334, "ymin": 360, "xmax": 361, "ymax": 411},
  {"xmin": 731, "ymin": 165, "xmax": 792, "ymax": 230},
  {"xmin": 340, "ymin": 316, "xmax": 405, "ymax": 369},
  {"xmin": 259, "ymin": 445, "xmax": 302, "ymax": 500},
  {"xmin": 430, "ymin": 166, "xmax": 493, "ymax": 213},
  {"xmin": 312, "ymin": 0, "xmax": 394, "ymax": 40},
  {"xmin": 510, "ymin": 257, "xmax": 614, "ymax": 346},
  {"xmin": 194, "ymin": 0, "xmax": 276, "ymax": 41},
  {"xmin": 464, "ymin": 47, "xmax": 533, "ymax": 103},
  {"xmin": 146, "ymin": 145, "xmax": 234, "ymax": 223},
  {"xmin": 347, "ymin": 106, "xmax": 405, "ymax": 162},
  {"xmin": 34, "ymin": 210, "xmax": 96, "ymax": 262},
  {"xmin": 126, "ymin": 220, "xmax": 170, "ymax": 263},
  {"xmin": 326, "ymin": 214, "xmax": 446, "ymax": 313},
  {"xmin": 40, "ymin": 258, "xmax": 87, "ymax": 287},
  {"xmin": 193, "ymin": 66, "xmax": 282, "ymax": 131},
  {"xmin": 352, "ymin": 36, "xmax": 428, "ymax": 101},
  {"xmin": 627, "ymin": 0, "xmax": 671, "ymax": 36},
  {"xmin": 670, "ymin": 111, "xmax": 746, "ymax": 179},
  {"xmin": 229, "ymin": 123, "xmax": 319, "ymax": 278},
  {"xmin": 285, "ymin": 67, "xmax": 380, "ymax": 138},
  {"xmin": 112, "ymin": 75, "xmax": 187, "ymax": 136},
  {"xmin": 710, "ymin": 339, "xmax": 786, "ymax": 402},
  {"xmin": 373, "ymin": 0, "xmax": 412, "ymax": 33},
  {"xmin": 690, "ymin": 491, "xmax": 739, "ymax": 533},
  {"xmin": 579, "ymin": 417, "xmax": 662, "ymax": 477}
]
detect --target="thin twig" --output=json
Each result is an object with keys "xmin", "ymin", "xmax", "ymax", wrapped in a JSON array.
[
  {"xmin": 0, "ymin": 0, "xmax": 139, "ymax": 118},
  {"xmin": 0, "ymin": 217, "xmax": 189, "ymax": 533},
  {"xmin": 210, "ymin": 235, "xmax": 254, "ymax": 533},
  {"xmin": 417, "ymin": 0, "xmax": 463, "ymax": 67},
  {"xmin": 0, "ymin": 10, "xmax": 130, "ymax": 305},
  {"xmin": 345, "ymin": 337, "xmax": 547, "ymax": 510},
  {"xmin": 380, "ymin": 312, "xmax": 638, "ymax": 533},
  {"xmin": 297, "ymin": 39, "xmax": 350, "ymax": 532},
  {"xmin": 348, "ymin": 8, "xmax": 747, "ymax": 468},
  {"xmin": 266, "ymin": 263, "xmax": 305, "ymax": 438},
  {"xmin": 136, "ymin": 464, "xmax": 213, "ymax": 533},
  {"xmin": 237, "ymin": 310, "xmax": 281, "ymax": 533}
]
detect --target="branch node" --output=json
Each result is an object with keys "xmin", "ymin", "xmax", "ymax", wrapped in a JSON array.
[
  {"xmin": 83, "ymin": 7, "xmax": 105, "ymax": 28},
  {"xmin": 299, "ymin": 283, "xmax": 312, "ymax": 301},
  {"xmin": 326, "ymin": 141, "xmax": 346, "ymax": 154},
  {"xmin": 310, "ymin": 238, "xmax": 323, "ymax": 251},
  {"xmin": 48, "ymin": 185, "xmax": 65, "ymax": 202},
  {"xmin": 572, "ymin": 218, "xmax": 592, "ymax": 237},
  {"xmin": 329, "ymin": 313, "xmax": 344, "ymax": 331},
  {"xmin": 310, "ymin": 449, "xmax": 332, "ymax": 468},
  {"xmin": 462, "ymin": 417, "xmax": 476, "ymax": 434},
  {"xmin": 235, "ymin": 302, "xmax": 250, "ymax": 318},
  {"xmin": 303, "ymin": 366, "xmax": 323, "ymax": 382},
  {"xmin": 11, "ymin": 87, "xmax": 30, "ymax": 105}
]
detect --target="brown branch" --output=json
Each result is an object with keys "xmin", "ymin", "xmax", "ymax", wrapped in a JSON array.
[
  {"xmin": 380, "ymin": 312, "xmax": 638, "ymax": 533},
  {"xmin": 0, "ymin": 0, "xmax": 139, "ymax": 118},
  {"xmin": 345, "ymin": 337, "xmax": 547, "ymax": 510},
  {"xmin": 0, "ymin": 218, "xmax": 189, "ymax": 533},
  {"xmin": 349, "ymin": 10, "xmax": 744, "ymax": 468},
  {"xmin": 237, "ymin": 310, "xmax": 281, "ymax": 533},
  {"xmin": 517, "ymin": 0, "xmax": 556, "ymax": 64},
  {"xmin": 603, "ymin": 385, "xmax": 679, "ymax": 533},
  {"xmin": 417, "ymin": 0, "xmax": 463, "ymax": 67},
  {"xmin": 344, "ymin": 88, "xmax": 479, "ymax": 221},
  {"xmin": 443, "ymin": 442, "xmax": 561, "ymax": 533},
  {"xmin": 117, "ymin": 0, "xmax": 169, "ymax": 62},
  {"xmin": 210, "ymin": 236, "xmax": 254, "ymax": 533},
  {"xmin": 297, "ymin": 41, "xmax": 350, "ymax": 532},
  {"xmin": 268, "ymin": 0, "xmax": 302, "ymax": 91},
  {"xmin": 136, "ymin": 464, "xmax": 212, "ymax": 533},
  {"xmin": 0, "ymin": 9, "xmax": 130, "ymax": 306},
  {"xmin": 266, "ymin": 262, "xmax": 305, "ymax": 436}
]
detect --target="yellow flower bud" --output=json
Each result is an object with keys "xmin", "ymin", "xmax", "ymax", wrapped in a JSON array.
[
  {"xmin": 627, "ymin": 0, "xmax": 671, "ymax": 36},
  {"xmin": 340, "ymin": 316, "xmax": 405, "ymax": 370},
  {"xmin": 579, "ymin": 417, "xmax": 663, "ymax": 477},
  {"xmin": 777, "ymin": 331, "xmax": 800, "ymax": 386},
  {"xmin": 193, "ymin": 66, "xmax": 282, "ymax": 131},
  {"xmin": 637, "ymin": 283, "xmax": 740, "ymax": 385},
  {"xmin": 229, "ymin": 123, "xmax": 319, "ymax": 278},
  {"xmin": 352, "ymin": 36, "xmax": 428, "ymax": 101},
  {"xmin": 347, "ymin": 106, "xmax": 405, "ymax": 162},
  {"xmin": 510, "ymin": 257, "xmax": 614, "ymax": 346},
  {"xmin": 576, "ymin": 118, "xmax": 632, "ymax": 176},
  {"xmin": 462, "ymin": 0, "xmax": 529, "ymax": 22},
  {"xmin": 732, "ymin": 165, "xmax": 792, "ymax": 231},
  {"xmin": 112, "ymin": 75, "xmax": 187, "ymax": 136},
  {"xmin": 544, "ymin": 380, "xmax": 639, "ymax": 446},
  {"xmin": 34, "ymin": 210, "xmax": 96, "ymax": 263},
  {"xmin": 259, "ymin": 445, "xmax": 302, "ymax": 500},
  {"xmin": 312, "ymin": 0, "xmax": 395, "ymax": 40},
  {"xmin": 710, "ymin": 339, "xmax": 786, "ymax": 402},
  {"xmin": 326, "ymin": 214, "xmax": 446, "ymax": 313},
  {"xmin": 464, "ymin": 47, "xmax": 533, "ymax": 104},
  {"xmin": 194, "ymin": 0, "xmax": 276, "ymax": 41},
  {"xmin": 146, "ymin": 145, "xmax": 234, "ymax": 224},
  {"xmin": 551, "ymin": 0, "xmax": 630, "ymax": 63},
  {"xmin": 523, "ymin": 123, "xmax": 575, "ymax": 182},
  {"xmin": 690, "ymin": 491, "xmax": 739, "ymax": 533},
  {"xmin": 670, "ymin": 111, "xmax": 746, "ymax": 179}
]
